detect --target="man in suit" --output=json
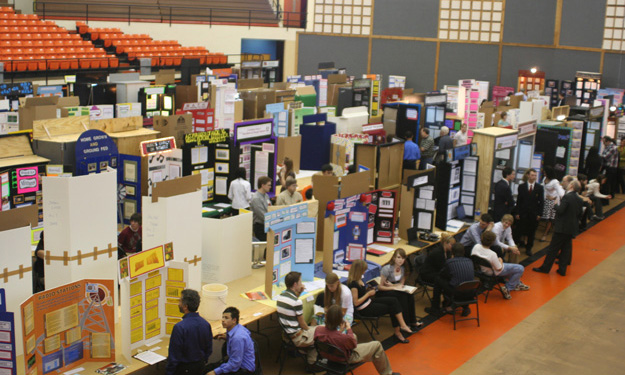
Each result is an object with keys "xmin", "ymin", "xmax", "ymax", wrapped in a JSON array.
[
  {"xmin": 514, "ymin": 169, "xmax": 544, "ymax": 256},
  {"xmin": 493, "ymin": 166, "xmax": 515, "ymax": 222},
  {"xmin": 533, "ymin": 180, "xmax": 583, "ymax": 276},
  {"xmin": 556, "ymin": 92, "xmax": 566, "ymax": 107}
]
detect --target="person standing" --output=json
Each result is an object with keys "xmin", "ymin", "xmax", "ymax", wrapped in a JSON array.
[
  {"xmin": 249, "ymin": 176, "xmax": 272, "ymax": 241},
  {"xmin": 314, "ymin": 305, "xmax": 400, "ymax": 375},
  {"xmin": 437, "ymin": 126, "xmax": 454, "ymax": 158},
  {"xmin": 402, "ymin": 130, "xmax": 421, "ymax": 170},
  {"xmin": 228, "ymin": 167, "xmax": 252, "ymax": 215},
  {"xmin": 419, "ymin": 128, "xmax": 435, "ymax": 169},
  {"xmin": 533, "ymin": 180, "xmax": 583, "ymax": 276},
  {"xmin": 453, "ymin": 123, "xmax": 469, "ymax": 147},
  {"xmin": 206, "ymin": 307, "xmax": 255, "ymax": 375},
  {"xmin": 584, "ymin": 146, "xmax": 602, "ymax": 181},
  {"xmin": 514, "ymin": 168, "xmax": 544, "ymax": 256},
  {"xmin": 556, "ymin": 92, "xmax": 566, "ymax": 107},
  {"xmin": 617, "ymin": 137, "xmax": 625, "ymax": 193},
  {"xmin": 278, "ymin": 157, "xmax": 296, "ymax": 188},
  {"xmin": 493, "ymin": 167, "xmax": 515, "ymax": 222},
  {"xmin": 118, "ymin": 213, "xmax": 142, "ymax": 258},
  {"xmin": 540, "ymin": 166, "xmax": 563, "ymax": 242},
  {"xmin": 166, "ymin": 289, "xmax": 213, "ymax": 375},
  {"xmin": 601, "ymin": 136, "xmax": 619, "ymax": 196}
]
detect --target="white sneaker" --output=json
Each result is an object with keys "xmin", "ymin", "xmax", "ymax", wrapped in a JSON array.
[
  {"xmin": 501, "ymin": 285, "xmax": 511, "ymax": 299},
  {"xmin": 514, "ymin": 281, "xmax": 530, "ymax": 291}
]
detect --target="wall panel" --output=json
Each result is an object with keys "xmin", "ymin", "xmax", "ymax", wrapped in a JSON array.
[
  {"xmin": 437, "ymin": 43, "xmax": 499, "ymax": 89},
  {"xmin": 373, "ymin": 0, "xmax": 438, "ymax": 38},
  {"xmin": 560, "ymin": 0, "xmax": 606, "ymax": 48},
  {"xmin": 297, "ymin": 34, "xmax": 369, "ymax": 76},
  {"xmin": 503, "ymin": 0, "xmax": 556, "ymax": 45},
  {"xmin": 371, "ymin": 39, "xmax": 436, "ymax": 92}
]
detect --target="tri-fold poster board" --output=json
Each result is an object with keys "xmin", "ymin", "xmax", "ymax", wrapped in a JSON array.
[
  {"xmin": 0, "ymin": 289, "xmax": 16, "ymax": 375},
  {"xmin": 234, "ymin": 119, "xmax": 277, "ymax": 196},
  {"xmin": 119, "ymin": 243, "xmax": 188, "ymax": 361},
  {"xmin": 406, "ymin": 169, "xmax": 437, "ymax": 233},
  {"xmin": 264, "ymin": 203, "xmax": 316, "ymax": 298},
  {"xmin": 140, "ymin": 137, "xmax": 183, "ymax": 196},
  {"xmin": 20, "ymin": 279, "xmax": 116, "ymax": 375},
  {"xmin": 365, "ymin": 190, "xmax": 398, "ymax": 245}
]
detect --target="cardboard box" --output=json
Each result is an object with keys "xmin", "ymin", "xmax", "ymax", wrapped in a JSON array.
[
  {"xmin": 153, "ymin": 114, "xmax": 192, "ymax": 147},
  {"xmin": 240, "ymin": 89, "xmax": 276, "ymax": 120},
  {"xmin": 328, "ymin": 83, "xmax": 351, "ymax": 107},
  {"xmin": 109, "ymin": 128, "xmax": 160, "ymax": 156},
  {"xmin": 19, "ymin": 96, "xmax": 59, "ymax": 130},
  {"xmin": 238, "ymin": 78, "xmax": 265, "ymax": 90},
  {"xmin": 275, "ymin": 89, "xmax": 296, "ymax": 103},
  {"xmin": 295, "ymin": 86, "xmax": 317, "ymax": 107},
  {"xmin": 155, "ymin": 69, "xmax": 176, "ymax": 85},
  {"xmin": 175, "ymin": 85, "xmax": 198, "ymax": 111}
]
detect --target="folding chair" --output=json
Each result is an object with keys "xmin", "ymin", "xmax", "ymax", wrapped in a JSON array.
[
  {"xmin": 314, "ymin": 340, "xmax": 362, "ymax": 375},
  {"xmin": 448, "ymin": 280, "xmax": 481, "ymax": 330},
  {"xmin": 471, "ymin": 255, "xmax": 506, "ymax": 303}
]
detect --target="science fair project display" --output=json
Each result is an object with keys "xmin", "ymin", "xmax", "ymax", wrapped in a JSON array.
[
  {"xmin": 423, "ymin": 93, "xmax": 447, "ymax": 139},
  {"xmin": 233, "ymin": 119, "xmax": 277, "ymax": 196},
  {"xmin": 512, "ymin": 121, "xmax": 538, "ymax": 197},
  {"xmin": 405, "ymin": 169, "xmax": 437, "ymax": 233},
  {"xmin": 74, "ymin": 130, "xmax": 119, "ymax": 176},
  {"xmin": 471, "ymin": 127, "xmax": 518, "ymax": 218},
  {"xmin": 182, "ymin": 129, "xmax": 234, "ymax": 203},
  {"xmin": 354, "ymin": 141, "xmax": 404, "ymax": 190},
  {"xmin": 42, "ymin": 172, "xmax": 118, "ymax": 291},
  {"xmin": 436, "ymin": 144, "xmax": 479, "ymax": 228},
  {"xmin": 323, "ymin": 195, "xmax": 369, "ymax": 274},
  {"xmin": 140, "ymin": 137, "xmax": 183, "ymax": 196},
  {"xmin": 264, "ymin": 203, "xmax": 316, "ymax": 298},
  {"xmin": 0, "ymin": 289, "xmax": 16, "ymax": 375},
  {"xmin": 381, "ymin": 102, "xmax": 421, "ymax": 139},
  {"xmin": 0, "ymin": 205, "xmax": 38, "ymax": 358},
  {"xmin": 365, "ymin": 190, "xmax": 398, "ymax": 245},
  {"xmin": 535, "ymin": 121, "xmax": 577, "ymax": 179},
  {"xmin": 20, "ymin": 279, "xmax": 115, "ymax": 375},
  {"xmin": 118, "ymin": 244, "xmax": 189, "ymax": 362},
  {"xmin": 299, "ymin": 113, "xmax": 337, "ymax": 171}
]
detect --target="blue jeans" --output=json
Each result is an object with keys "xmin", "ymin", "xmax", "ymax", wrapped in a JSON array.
[{"xmin": 498, "ymin": 263, "xmax": 524, "ymax": 290}]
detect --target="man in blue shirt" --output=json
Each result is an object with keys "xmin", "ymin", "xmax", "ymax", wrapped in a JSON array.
[
  {"xmin": 166, "ymin": 289, "xmax": 213, "ymax": 375},
  {"xmin": 403, "ymin": 130, "xmax": 421, "ymax": 170},
  {"xmin": 459, "ymin": 213, "xmax": 494, "ymax": 257},
  {"xmin": 207, "ymin": 307, "xmax": 255, "ymax": 375}
]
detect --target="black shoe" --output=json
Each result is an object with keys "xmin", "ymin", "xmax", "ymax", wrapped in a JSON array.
[
  {"xmin": 556, "ymin": 260, "xmax": 560, "ymax": 265},
  {"xmin": 556, "ymin": 269, "xmax": 566, "ymax": 276},
  {"xmin": 525, "ymin": 249, "xmax": 533, "ymax": 256},
  {"xmin": 410, "ymin": 321, "xmax": 424, "ymax": 330},
  {"xmin": 395, "ymin": 335, "xmax": 409, "ymax": 344},
  {"xmin": 461, "ymin": 307, "xmax": 471, "ymax": 317},
  {"xmin": 532, "ymin": 267, "xmax": 549, "ymax": 274},
  {"xmin": 425, "ymin": 307, "xmax": 443, "ymax": 316}
]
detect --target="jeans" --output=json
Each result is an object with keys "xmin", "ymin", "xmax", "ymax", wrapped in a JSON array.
[{"xmin": 498, "ymin": 263, "xmax": 524, "ymax": 290}]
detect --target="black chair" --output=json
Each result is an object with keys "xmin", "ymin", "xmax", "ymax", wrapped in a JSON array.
[
  {"xmin": 352, "ymin": 310, "xmax": 380, "ymax": 341},
  {"xmin": 313, "ymin": 339, "xmax": 361, "ymax": 375},
  {"xmin": 252, "ymin": 338, "xmax": 263, "ymax": 375},
  {"xmin": 471, "ymin": 255, "xmax": 506, "ymax": 303},
  {"xmin": 411, "ymin": 251, "xmax": 434, "ymax": 303},
  {"xmin": 448, "ymin": 280, "xmax": 481, "ymax": 330},
  {"xmin": 276, "ymin": 322, "xmax": 315, "ymax": 375}
]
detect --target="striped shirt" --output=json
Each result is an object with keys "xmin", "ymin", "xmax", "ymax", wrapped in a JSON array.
[
  {"xmin": 445, "ymin": 257, "xmax": 475, "ymax": 287},
  {"xmin": 276, "ymin": 289, "xmax": 302, "ymax": 335}
]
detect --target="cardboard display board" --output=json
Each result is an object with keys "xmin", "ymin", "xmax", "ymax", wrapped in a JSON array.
[
  {"xmin": 0, "ymin": 289, "xmax": 16, "ymax": 375},
  {"xmin": 234, "ymin": 119, "xmax": 277, "ymax": 196},
  {"xmin": 119, "ymin": 252, "xmax": 188, "ymax": 362},
  {"xmin": 354, "ymin": 142, "xmax": 404, "ymax": 190},
  {"xmin": 323, "ymin": 194, "xmax": 369, "ymax": 274},
  {"xmin": 365, "ymin": 190, "xmax": 398, "ymax": 245},
  {"xmin": 202, "ymin": 213, "xmax": 252, "ymax": 285},
  {"xmin": 182, "ymin": 130, "xmax": 233, "ymax": 203},
  {"xmin": 42, "ymin": 173, "xmax": 118, "ymax": 291},
  {"xmin": 264, "ymin": 203, "xmax": 316, "ymax": 298},
  {"xmin": 153, "ymin": 114, "xmax": 193, "ymax": 150},
  {"xmin": 512, "ymin": 121, "xmax": 538, "ymax": 198},
  {"xmin": 139, "ymin": 137, "xmax": 183, "ymax": 196},
  {"xmin": 299, "ymin": 113, "xmax": 336, "ymax": 171},
  {"xmin": 178, "ymin": 102, "xmax": 215, "ymax": 132},
  {"xmin": 276, "ymin": 136, "xmax": 301, "ymax": 173},
  {"xmin": 20, "ymin": 279, "xmax": 115, "ymax": 375},
  {"xmin": 74, "ymin": 130, "xmax": 119, "ymax": 176},
  {"xmin": 330, "ymin": 134, "xmax": 369, "ymax": 172},
  {"xmin": 382, "ymin": 102, "xmax": 421, "ymax": 139},
  {"xmin": 406, "ymin": 169, "xmax": 437, "ymax": 233},
  {"xmin": 266, "ymin": 103, "xmax": 289, "ymax": 137}
]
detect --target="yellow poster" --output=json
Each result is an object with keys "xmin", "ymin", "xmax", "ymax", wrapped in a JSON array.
[
  {"xmin": 166, "ymin": 321, "xmax": 178, "ymax": 335},
  {"xmin": 145, "ymin": 307, "xmax": 158, "ymax": 322},
  {"xmin": 131, "ymin": 314, "xmax": 143, "ymax": 330},
  {"xmin": 130, "ymin": 328, "xmax": 143, "ymax": 344},
  {"xmin": 130, "ymin": 281, "xmax": 142, "ymax": 296},
  {"xmin": 168, "ymin": 268, "xmax": 184, "ymax": 282},
  {"xmin": 130, "ymin": 295, "xmax": 142, "ymax": 307},
  {"xmin": 65, "ymin": 326, "xmax": 82, "ymax": 345},
  {"xmin": 23, "ymin": 301, "xmax": 34, "ymax": 335},
  {"xmin": 165, "ymin": 281, "xmax": 185, "ymax": 298},
  {"xmin": 26, "ymin": 335, "xmax": 36, "ymax": 354},
  {"xmin": 130, "ymin": 305, "xmax": 142, "ymax": 317},
  {"xmin": 145, "ymin": 274, "xmax": 162, "ymax": 290},
  {"xmin": 165, "ymin": 303, "xmax": 183, "ymax": 318},
  {"xmin": 145, "ymin": 318, "xmax": 161, "ymax": 339},
  {"xmin": 145, "ymin": 299, "xmax": 158, "ymax": 310},
  {"xmin": 44, "ymin": 304, "xmax": 78, "ymax": 337},
  {"xmin": 145, "ymin": 288, "xmax": 160, "ymax": 302},
  {"xmin": 44, "ymin": 335, "xmax": 60, "ymax": 354},
  {"xmin": 91, "ymin": 332, "xmax": 111, "ymax": 359},
  {"xmin": 128, "ymin": 246, "xmax": 165, "ymax": 278}
]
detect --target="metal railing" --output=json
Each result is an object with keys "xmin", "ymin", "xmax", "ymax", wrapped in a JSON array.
[{"xmin": 33, "ymin": 1, "xmax": 307, "ymax": 29}]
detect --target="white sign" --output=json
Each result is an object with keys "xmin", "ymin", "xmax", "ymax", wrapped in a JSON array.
[{"xmin": 236, "ymin": 122, "xmax": 273, "ymax": 141}]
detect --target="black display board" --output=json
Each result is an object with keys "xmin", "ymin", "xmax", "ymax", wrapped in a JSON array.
[
  {"xmin": 536, "ymin": 126, "xmax": 571, "ymax": 180},
  {"xmin": 406, "ymin": 168, "xmax": 436, "ymax": 233}
]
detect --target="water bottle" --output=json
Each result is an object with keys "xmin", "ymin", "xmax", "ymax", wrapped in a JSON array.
[{"xmin": 475, "ymin": 208, "xmax": 481, "ymax": 221}]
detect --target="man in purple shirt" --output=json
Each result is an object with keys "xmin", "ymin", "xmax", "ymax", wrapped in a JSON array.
[{"xmin": 207, "ymin": 307, "xmax": 255, "ymax": 375}]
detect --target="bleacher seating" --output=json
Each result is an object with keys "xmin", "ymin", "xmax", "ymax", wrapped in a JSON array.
[
  {"xmin": 0, "ymin": 7, "xmax": 118, "ymax": 72},
  {"xmin": 76, "ymin": 22, "xmax": 228, "ymax": 67}
]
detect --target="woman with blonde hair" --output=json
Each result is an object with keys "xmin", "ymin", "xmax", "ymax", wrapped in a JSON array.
[
  {"xmin": 348, "ymin": 259, "xmax": 416, "ymax": 343},
  {"xmin": 377, "ymin": 248, "xmax": 422, "ymax": 329},
  {"xmin": 315, "ymin": 272, "xmax": 354, "ymax": 325}
]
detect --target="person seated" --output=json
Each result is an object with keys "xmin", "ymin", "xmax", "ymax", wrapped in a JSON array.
[
  {"xmin": 421, "ymin": 234, "xmax": 455, "ymax": 316},
  {"xmin": 314, "ymin": 305, "xmax": 400, "ymax": 375},
  {"xmin": 378, "ymin": 248, "xmax": 422, "ymax": 329},
  {"xmin": 441, "ymin": 243, "xmax": 476, "ymax": 316},
  {"xmin": 459, "ymin": 213, "xmax": 496, "ymax": 257},
  {"xmin": 586, "ymin": 174, "xmax": 612, "ymax": 220},
  {"xmin": 118, "ymin": 213, "xmax": 142, "ymax": 258},
  {"xmin": 275, "ymin": 178, "xmax": 303, "ymax": 206},
  {"xmin": 206, "ymin": 307, "xmax": 255, "ymax": 375},
  {"xmin": 277, "ymin": 271, "xmax": 318, "ymax": 364},
  {"xmin": 491, "ymin": 214, "xmax": 520, "ymax": 263},
  {"xmin": 497, "ymin": 112, "xmax": 510, "ymax": 127},
  {"xmin": 314, "ymin": 272, "xmax": 354, "ymax": 326},
  {"xmin": 317, "ymin": 164, "xmax": 335, "ymax": 177},
  {"xmin": 471, "ymin": 231, "xmax": 529, "ymax": 300},
  {"xmin": 348, "ymin": 259, "xmax": 416, "ymax": 344}
]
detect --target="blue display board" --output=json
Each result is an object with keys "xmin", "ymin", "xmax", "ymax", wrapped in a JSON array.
[
  {"xmin": 325, "ymin": 194, "xmax": 369, "ymax": 265},
  {"xmin": 75, "ymin": 130, "xmax": 119, "ymax": 176},
  {"xmin": 300, "ymin": 113, "xmax": 336, "ymax": 171},
  {"xmin": 0, "ymin": 289, "xmax": 16, "ymax": 375}
]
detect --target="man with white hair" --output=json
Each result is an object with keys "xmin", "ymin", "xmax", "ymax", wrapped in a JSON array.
[{"xmin": 437, "ymin": 126, "xmax": 454, "ymax": 162}]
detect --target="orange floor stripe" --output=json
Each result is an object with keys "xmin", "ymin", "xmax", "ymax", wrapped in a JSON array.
[{"xmin": 356, "ymin": 207, "xmax": 625, "ymax": 375}]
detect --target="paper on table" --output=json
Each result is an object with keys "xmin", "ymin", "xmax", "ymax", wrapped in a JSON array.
[
  {"xmin": 214, "ymin": 203, "xmax": 231, "ymax": 208},
  {"xmin": 63, "ymin": 367, "xmax": 85, "ymax": 375},
  {"xmin": 367, "ymin": 244, "xmax": 394, "ymax": 253},
  {"xmin": 335, "ymin": 270, "xmax": 349, "ymax": 278},
  {"xmin": 446, "ymin": 219, "xmax": 465, "ymax": 232},
  {"xmin": 134, "ymin": 350, "xmax": 167, "ymax": 365},
  {"xmin": 295, "ymin": 238, "xmax": 314, "ymax": 263},
  {"xmin": 303, "ymin": 279, "xmax": 325, "ymax": 292}
]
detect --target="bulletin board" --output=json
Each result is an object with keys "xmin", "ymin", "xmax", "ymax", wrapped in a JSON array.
[
  {"xmin": 234, "ymin": 119, "xmax": 277, "ymax": 196},
  {"xmin": 74, "ymin": 130, "xmax": 119, "ymax": 176},
  {"xmin": 118, "ymin": 244, "xmax": 188, "ymax": 362},
  {"xmin": 324, "ymin": 194, "xmax": 369, "ymax": 267},
  {"xmin": 407, "ymin": 169, "xmax": 436, "ymax": 233},
  {"xmin": 264, "ymin": 203, "xmax": 316, "ymax": 298},
  {"xmin": 365, "ymin": 190, "xmax": 398, "ymax": 245},
  {"xmin": 20, "ymin": 279, "xmax": 115, "ymax": 375},
  {"xmin": 182, "ymin": 129, "xmax": 234, "ymax": 203}
]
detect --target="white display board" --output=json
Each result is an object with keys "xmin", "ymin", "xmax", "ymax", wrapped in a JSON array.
[
  {"xmin": 201, "ymin": 212, "xmax": 252, "ymax": 284},
  {"xmin": 0, "ymin": 226, "xmax": 32, "ymax": 357},
  {"xmin": 335, "ymin": 106, "xmax": 369, "ymax": 134},
  {"xmin": 142, "ymin": 190, "xmax": 203, "ymax": 290},
  {"xmin": 42, "ymin": 172, "xmax": 118, "ymax": 291}
]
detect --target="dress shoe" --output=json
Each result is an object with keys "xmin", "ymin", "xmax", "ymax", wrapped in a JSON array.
[
  {"xmin": 461, "ymin": 307, "xmax": 471, "ymax": 317},
  {"xmin": 525, "ymin": 249, "xmax": 533, "ymax": 256},
  {"xmin": 424, "ymin": 307, "xmax": 442, "ymax": 316},
  {"xmin": 395, "ymin": 335, "xmax": 409, "ymax": 344},
  {"xmin": 556, "ymin": 269, "xmax": 566, "ymax": 276},
  {"xmin": 532, "ymin": 267, "xmax": 549, "ymax": 274}
]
